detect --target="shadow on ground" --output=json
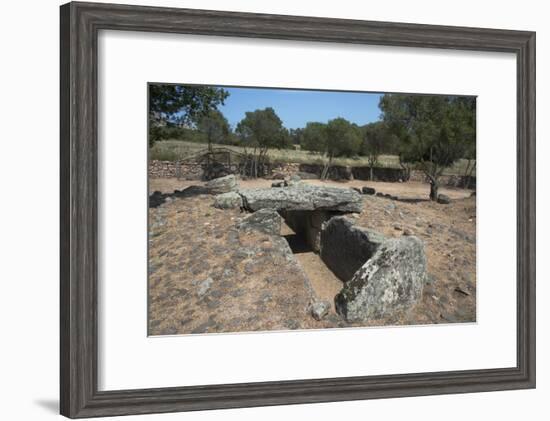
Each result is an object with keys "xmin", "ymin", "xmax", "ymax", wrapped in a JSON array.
[{"xmin": 34, "ymin": 399, "xmax": 58, "ymax": 414}]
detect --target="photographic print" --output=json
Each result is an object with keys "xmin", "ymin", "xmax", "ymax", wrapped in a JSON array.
[{"xmin": 148, "ymin": 84, "xmax": 476, "ymax": 336}]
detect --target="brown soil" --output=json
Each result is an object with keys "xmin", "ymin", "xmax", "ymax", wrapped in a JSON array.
[{"xmin": 148, "ymin": 177, "xmax": 476, "ymax": 335}]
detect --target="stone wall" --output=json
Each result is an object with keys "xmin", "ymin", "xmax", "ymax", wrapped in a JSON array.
[
  {"xmin": 149, "ymin": 160, "xmax": 240, "ymax": 180},
  {"xmin": 149, "ymin": 160, "xmax": 203, "ymax": 180},
  {"xmin": 149, "ymin": 159, "xmax": 476, "ymax": 188}
]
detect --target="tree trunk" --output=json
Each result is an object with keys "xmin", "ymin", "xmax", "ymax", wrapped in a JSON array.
[
  {"xmin": 321, "ymin": 155, "xmax": 333, "ymax": 180},
  {"xmin": 466, "ymin": 160, "xmax": 476, "ymax": 189},
  {"xmin": 369, "ymin": 166, "xmax": 373, "ymax": 181},
  {"xmin": 429, "ymin": 180, "xmax": 439, "ymax": 201}
]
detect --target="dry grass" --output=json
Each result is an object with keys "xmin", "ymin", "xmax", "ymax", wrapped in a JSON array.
[{"xmin": 149, "ymin": 140, "xmax": 475, "ymax": 176}]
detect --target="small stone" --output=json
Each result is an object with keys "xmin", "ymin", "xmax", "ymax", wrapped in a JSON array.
[
  {"xmin": 362, "ymin": 186, "xmax": 376, "ymax": 195},
  {"xmin": 310, "ymin": 301, "xmax": 331, "ymax": 321},
  {"xmin": 213, "ymin": 191, "xmax": 243, "ymax": 209},
  {"xmin": 284, "ymin": 319, "xmax": 299, "ymax": 330},
  {"xmin": 197, "ymin": 277, "xmax": 213, "ymax": 297},
  {"xmin": 437, "ymin": 194, "xmax": 451, "ymax": 204}
]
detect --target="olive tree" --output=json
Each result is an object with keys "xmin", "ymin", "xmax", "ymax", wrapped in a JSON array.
[
  {"xmin": 380, "ymin": 94, "xmax": 475, "ymax": 200},
  {"xmin": 235, "ymin": 107, "xmax": 290, "ymax": 177},
  {"xmin": 360, "ymin": 121, "xmax": 397, "ymax": 181},
  {"xmin": 196, "ymin": 110, "xmax": 231, "ymax": 150},
  {"xmin": 322, "ymin": 118, "xmax": 361, "ymax": 179},
  {"xmin": 148, "ymin": 84, "xmax": 229, "ymax": 145}
]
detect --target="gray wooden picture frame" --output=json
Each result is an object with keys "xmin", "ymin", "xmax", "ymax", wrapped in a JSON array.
[{"xmin": 60, "ymin": 1, "xmax": 536, "ymax": 418}]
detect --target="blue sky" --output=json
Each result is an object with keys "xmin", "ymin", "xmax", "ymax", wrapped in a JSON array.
[{"xmin": 218, "ymin": 87, "xmax": 383, "ymax": 130}]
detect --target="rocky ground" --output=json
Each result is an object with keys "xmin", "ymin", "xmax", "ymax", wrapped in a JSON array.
[{"xmin": 148, "ymin": 178, "xmax": 476, "ymax": 335}]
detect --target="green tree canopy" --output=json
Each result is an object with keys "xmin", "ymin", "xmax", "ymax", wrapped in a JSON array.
[
  {"xmin": 311, "ymin": 118, "xmax": 361, "ymax": 179},
  {"xmin": 149, "ymin": 84, "xmax": 229, "ymax": 144},
  {"xmin": 360, "ymin": 121, "xmax": 398, "ymax": 180},
  {"xmin": 235, "ymin": 107, "xmax": 289, "ymax": 150},
  {"xmin": 301, "ymin": 122, "xmax": 328, "ymax": 153},
  {"xmin": 196, "ymin": 110, "xmax": 231, "ymax": 149},
  {"xmin": 235, "ymin": 107, "xmax": 290, "ymax": 177},
  {"xmin": 379, "ymin": 94, "xmax": 475, "ymax": 200},
  {"xmin": 325, "ymin": 118, "xmax": 361, "ymax": 158}
]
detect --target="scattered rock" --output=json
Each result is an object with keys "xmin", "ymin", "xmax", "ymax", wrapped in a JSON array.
[
  {"xmin": 284, "ymin": 319, "xmax": 300, "ymax": 330},
  {"xmin": 197, "ymin": 277, "xmax": 213, "ymax": 298},
  {"xmin": 271, "ymin": 181, "xmax": 285, "ymax": 188},
  {"xmin": 213, "ymin": 191, "xmax": 243, "ymax": 209},
  {"xmin": 437, "ymin": 194, "xmax": 451, "ymax": 204},
  {"xmin": 240, "ymin": 184, "xmax": 363, "ymax": 213},
  {"xmin": 205, "ymin": 174, "xmax": 238, "ymax": 194},
  {"xmin": 393, "ymin": 224, "xmax": 403, "ymax": 231},
  {"xmin": 362, "ymin": 186, "xmax": 376, "ymax": 195},
  {"xmin": 351, "ymin": 187, "xmax": 362, "ymax": 194},
  {"xmin": 237, "ymin": 209, "xmax": 282, "ymax": 235},
  {"xmin": 449, "ymin": 228, "xmax": 474, "ymax": 244},
  {"xmin": 310, "ymin": 301, "xmax": 331, "ymax": 321},
  {"xmin": 403, "ymin": 228, "xmax": 414, "ymax": 236},
  {"xmin": 335, "ymin": 236, "xmax": 427, "ymax": 322},
  {"xmin": 190, "ymin": 317, "xmax": 217, "ymax": 334}
]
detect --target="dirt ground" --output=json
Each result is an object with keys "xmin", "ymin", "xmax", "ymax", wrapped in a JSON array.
[
  {"xmin": 148, "ymin": 177, "xmax": 476, "ymax": 335},
  {"xmin": 150, "ymin": 177, "xmax": 471, "ymax": 200}
]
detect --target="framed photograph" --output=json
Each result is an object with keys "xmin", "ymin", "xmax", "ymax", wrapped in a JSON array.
[{"xmin": 60, "ymin": 1, "xmax": 535, "ymax": 418}]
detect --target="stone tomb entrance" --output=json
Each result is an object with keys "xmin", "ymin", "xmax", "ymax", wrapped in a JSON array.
[
  {"xmin": 236, "ymin": 182, "xmax": 427, "ymax": 322},
  {"xmin": 240, "ymin": 183, "xmax": 363, "ymax": 254},
  {"xmin": 280, "ymin": 209, "xmax": 340, "ymax": 253}
]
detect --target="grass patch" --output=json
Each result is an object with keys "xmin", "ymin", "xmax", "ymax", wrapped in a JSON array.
[{"xmin": 149, "ymin": 140, "xmax": 475, "ymax": 176}]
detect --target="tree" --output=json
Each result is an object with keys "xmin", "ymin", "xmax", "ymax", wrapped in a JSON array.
[
  {"xmin": 322, "ymin": 118, "xmax": 361, "ymax": 179},
  {"xmin": 196, "ymin": 110, "xmax": 231, "ymax": 150},
  {"xmin": 301, "ymin": 122, "xmax": 328, "ymax": 153},
  {"xmin": 379, "ymin": 94, "xmax": 475, "ymax": 200},
  {"xmin": 235, "ymin": 107, "xmax": 289, "ymax": 177},
  {"xmin": 360, "ymin": 121, "xmax": 397, "ymax": 180},
  {"xmin": 289, "ymin": 128, "xmax": 304, "ymax": 148},
  {"xmin": 148, "ymin": 84, "xmax": 229, "ymax": 145},
  {"xmin": 455, "ymin": 97, "xmax": 476, "ymax": 188}
]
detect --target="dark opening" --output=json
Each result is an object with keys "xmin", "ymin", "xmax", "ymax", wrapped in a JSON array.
[{"xmin": 278, "ymin": 209, "xmax": 343, "ymax": 255}]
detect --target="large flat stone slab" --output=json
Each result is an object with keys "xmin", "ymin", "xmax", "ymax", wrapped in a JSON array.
[{"xmin": 239, "ymin": 184, "xmax": 363, "ymax": 213}]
